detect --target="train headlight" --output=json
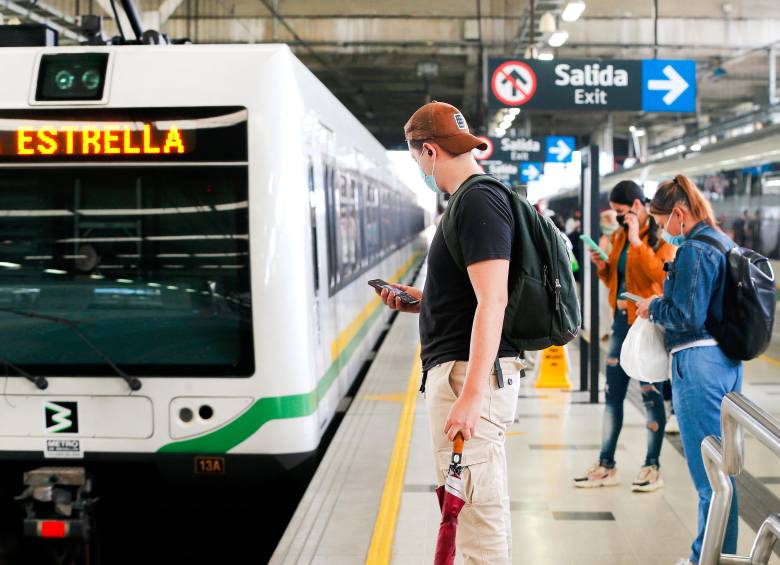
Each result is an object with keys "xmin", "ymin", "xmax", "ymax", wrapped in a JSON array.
[
  {"xmin": 54, "ymin": 70, "xmax": 74, "ymax": 90},
  {"xmin": 36, "ymin": 53, "xmax": 109, "ymax": 101}
]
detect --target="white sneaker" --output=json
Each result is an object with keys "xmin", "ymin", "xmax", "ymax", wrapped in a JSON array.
[
  {"xmin": 632, "ymin": 465, "xmax": 664, "ymax": 492},
  {"xmin": 666, "ymin": 414, "xmax": 680, "ymax": 434},
  {"xmin": 674, "ymin": 559, "xmax": 694, "ymax": 565},
  {"xmin": 573, "ymin": 463, "xmax": 620, "ymax": 488}
]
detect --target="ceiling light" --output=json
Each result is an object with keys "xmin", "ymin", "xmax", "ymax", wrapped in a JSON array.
[
  {"xmin": 540, "ymin": 12, "xmax": 557, "ymax": 33},
  {"xmin": 44, "ymin": 269, "xmax": 67, "ymax": 275},
  {"xmin": 495, "ymin": 128, "xmax": 506, "ymax": 137},
  {"xmin": 548, "ymin": 30, "xmax": 569, "ymax": 47},
  {"xmin": 561, "ymin": 0, "xmax": 586, "ymax": 22},
  {"xmin": 509, "ymin": 108, "xmax": 521, "ymax": 115},
  {"xmin": 690, "ymin": 143, "xmax": 702, "ymax": 152},
  {"xmin": 538, "ymin": 50, "xmax": 554, "ymax": 61},
  {"xmin": 0, "ymin": 262, "xmax": 20, "ymax": 269}
]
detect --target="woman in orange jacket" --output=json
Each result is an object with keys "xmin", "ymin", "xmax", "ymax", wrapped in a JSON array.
[{"xmin": 573, "ymin": 180, "xmax": 676, "ymax": 492}]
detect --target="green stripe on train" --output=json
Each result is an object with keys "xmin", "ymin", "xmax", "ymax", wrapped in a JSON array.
[{"xmin": 157, "ymin": 257, "xmax": 419, "ymax": 454}]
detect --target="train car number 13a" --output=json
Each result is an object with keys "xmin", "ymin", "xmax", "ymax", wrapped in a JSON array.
[{"xmin": 194, "ymin": 456, "xmax": 225, "ymax": 475}]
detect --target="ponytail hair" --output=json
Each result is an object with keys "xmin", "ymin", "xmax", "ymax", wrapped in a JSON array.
[{"xmin": 649, "ymin": 174, "xmax": 718, "ymax": 229}]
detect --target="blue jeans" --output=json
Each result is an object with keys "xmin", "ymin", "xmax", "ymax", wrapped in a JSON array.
[
  {"xmin": 599, "ymin": 310, "xmax": 666, "ymax": 468},
  {"xmin": 672, "ymin": 346, "xmax": 742, "ymax": 564}
]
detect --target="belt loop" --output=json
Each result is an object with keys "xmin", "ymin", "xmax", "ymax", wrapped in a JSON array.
[
  {"xmin": 494, "ymin": 358, "xmax": 504, "ymax": 389},
  {"xmin": 419, "ymin": 369, "xmax": 428, "ymax": 393}
]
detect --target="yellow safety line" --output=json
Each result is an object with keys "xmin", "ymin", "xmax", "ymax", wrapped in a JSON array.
[
  {"xmin": 365, "ymin": 344, "xmax": 421, "ymax": 565},
  {"xmin": 760, "ymin": 354, "xmax": 780, "ymax": 368},
  {"xmin": 330, "ymin": 253, "xmax": 420, "ymax": 362}
]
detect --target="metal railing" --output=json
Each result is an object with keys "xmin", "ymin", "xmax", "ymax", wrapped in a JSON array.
[{"xmin": 700, "ymin": 392, "xmax": 780, "ymax": 565}]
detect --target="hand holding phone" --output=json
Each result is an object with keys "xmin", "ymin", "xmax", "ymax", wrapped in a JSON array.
[
  {"xmin": 368, "ymin": 279, "xmax": 421, "ymax": 306},
  {"xmin": 579, "ymin": 234, "xmax": 609, "ymax": 261},
  {"xmin": 619, "ymin": 292, "xmax": 642, "ymax": 303}
]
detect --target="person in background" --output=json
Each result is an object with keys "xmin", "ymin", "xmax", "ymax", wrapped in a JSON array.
[
  {"xmin": 598, "ymin": 209, "xmax": 620, "ymax": 341},
  {"xmin": 732, "ymin": 209, "xmax": 748, "ymax": 247},
  {"xmin": 573, "ymin": 180, "xmax": 676, "ymax": 492},
  {"xmin": 637, "ymin": 174, "xmax": 742, "ymax": 565}
]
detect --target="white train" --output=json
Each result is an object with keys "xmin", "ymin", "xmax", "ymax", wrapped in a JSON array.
[{"xmin": 0, "ymin": 43, "xmax": 427, "ymax": 530}]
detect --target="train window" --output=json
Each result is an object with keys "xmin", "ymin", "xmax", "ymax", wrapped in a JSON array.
[
  {"xmin": 337, "ymin": 174, "xmax": 359, "ymax": 281},
  {"xmin": 365, "ymin": 183, "xmax": 380, "ymax": 261},
  {"xmin": 0, "ymin": 167, "xmax": 253, "ymax": 377},
  {"xmin": 308, "ymin": 160, "xmax": 319, "ymax": 295},
  {"xmin": 323, "ymin": 164, "xmax": 338, "ymax": 292}
]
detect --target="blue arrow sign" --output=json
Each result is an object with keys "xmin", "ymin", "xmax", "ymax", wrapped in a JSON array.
[
  {"xmin": 642, "ymin": 60, "xmax": 696, "ymax": 113},
  {"xmin": 545, "ymin": 136, "xmax": 575, "ymax": 163},
  {"xmin": 520, "ymin": 162, "xmax": 544, "ymax": 182}
]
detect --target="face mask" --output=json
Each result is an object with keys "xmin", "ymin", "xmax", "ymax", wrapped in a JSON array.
[
  {"xmin": 417, "ymin": 148, "xmax": 439, "ymax": 193},
  {"xmin": 662, "ymin": 212, "xmax": 686, "ymax": 246}
]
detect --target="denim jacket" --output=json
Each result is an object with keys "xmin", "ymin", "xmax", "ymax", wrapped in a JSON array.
[{"xmin": 649, "ymin": 221, "xmax": 734, "ymax": 350}]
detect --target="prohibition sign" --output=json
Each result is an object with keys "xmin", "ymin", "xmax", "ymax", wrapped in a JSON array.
[
  {"xmin": 472, "ymin": 136, "xmax": 493, "ymax": 160},
  {"xmin": 491, "ymin": 61, "xmax": 537, "ymax": 106}
]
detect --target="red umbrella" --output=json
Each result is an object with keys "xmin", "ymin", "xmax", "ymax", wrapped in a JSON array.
[{"xmin": 434, "ymin": 433, "xmax": 466, "ymax": 565}]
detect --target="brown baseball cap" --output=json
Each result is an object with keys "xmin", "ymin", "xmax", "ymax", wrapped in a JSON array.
[{"xmin": 404, "ymin": 101, "xmax": 487, "ymax": 154}]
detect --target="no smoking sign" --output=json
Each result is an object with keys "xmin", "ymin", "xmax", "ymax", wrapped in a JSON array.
[{"xmin": 491, "ymin": 61, "xmax": 537, "ymax": 106}]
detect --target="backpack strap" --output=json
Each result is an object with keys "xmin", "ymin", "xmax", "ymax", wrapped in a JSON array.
[
  {"xmin": 690, "ymin": 234, "xmax": 729, "ymax": 255},
  {"xmin": 440, "ymin": 174, "xmax": 512, "ymax": 274}
]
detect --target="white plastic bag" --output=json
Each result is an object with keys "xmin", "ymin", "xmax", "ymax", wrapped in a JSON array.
[{"xmin": 619, "ymin": 317, "xmax": 670, "ymax": 383}]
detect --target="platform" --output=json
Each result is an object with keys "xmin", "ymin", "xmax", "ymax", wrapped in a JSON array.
[{"xmin": 271, "ymin": 273, "xmax": 780, "ymax": 565}]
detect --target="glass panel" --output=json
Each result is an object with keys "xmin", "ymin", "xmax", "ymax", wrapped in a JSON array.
[{"xmin": 0, "ymin": 166, "xmax": 253, "ymax": 377}]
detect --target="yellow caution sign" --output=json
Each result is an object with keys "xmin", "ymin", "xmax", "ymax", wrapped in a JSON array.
[{"xmin": 535, "ymin": 345, "xmax": 572, "ymax": 389}]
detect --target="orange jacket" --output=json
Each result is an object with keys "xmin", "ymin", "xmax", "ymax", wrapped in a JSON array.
[{"xmin": 597, "ymin": 223, "xmax": 676, "ymax": 325}]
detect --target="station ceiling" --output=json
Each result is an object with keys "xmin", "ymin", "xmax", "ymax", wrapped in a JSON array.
[{"xmin": 6, "ymin": 0, "xmax": 780, "ymax": 149}]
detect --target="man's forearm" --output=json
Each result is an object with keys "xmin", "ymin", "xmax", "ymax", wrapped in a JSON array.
[{"xmin": 462, "ymin": 302, "xmax": 505, "ymax": 398}]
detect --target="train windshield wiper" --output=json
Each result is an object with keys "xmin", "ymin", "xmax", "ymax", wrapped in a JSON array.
[
  {"xmin": 0, "ymin": 356, "xmax": 48, "ymax": 390},
  {"xmin": 0, "ymin": 308, "xmax": 141, "ymax": 391}
]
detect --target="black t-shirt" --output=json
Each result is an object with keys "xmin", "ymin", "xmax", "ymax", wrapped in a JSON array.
[{"xmin": 419, "ymin": 178, "xmax": 519, "ymax": 370}]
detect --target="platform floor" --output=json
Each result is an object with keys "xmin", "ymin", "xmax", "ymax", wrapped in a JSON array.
[{"xmin": 271, "ymin": 277, "xmax": 780, "ymax": 565}]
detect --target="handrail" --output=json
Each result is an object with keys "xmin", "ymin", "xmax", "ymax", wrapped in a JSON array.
[{"xmin": 700, "ymin": 392, "xmax": 780, "ymax": 565}]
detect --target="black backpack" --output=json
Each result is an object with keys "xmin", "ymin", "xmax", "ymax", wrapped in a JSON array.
[
  {"xmin": 692, "ymin": 235, "xmax": 776, "ymax": 361},
  {"xmin": 441, "ymin": 174, "xmax": 581, "ymax": 351}
]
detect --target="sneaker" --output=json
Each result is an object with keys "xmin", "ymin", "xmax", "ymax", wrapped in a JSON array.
[
  {"xmin": 632, "ymin": 465, "xmax": 664, "ymax": 492},
  {"xmin": 674, "ymin": 559, "xmax": 694, "ymax": 565},
  {"xmin": 573, "ymin": 463, "xmax": 620, "ymax": 488},
  {"xmin": 666, "ymin": 414, "xmax": 680, "ymax": 434}
]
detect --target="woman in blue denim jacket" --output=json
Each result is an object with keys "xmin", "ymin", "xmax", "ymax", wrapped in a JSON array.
[{"xmin": 637, "ymin": 175, "xmax": 742, "ymax": 565}]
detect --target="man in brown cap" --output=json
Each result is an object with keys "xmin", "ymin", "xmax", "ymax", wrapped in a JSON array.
[{"xmin": 376, "ymin": 101, "xmax": 522, "ymax": 564}]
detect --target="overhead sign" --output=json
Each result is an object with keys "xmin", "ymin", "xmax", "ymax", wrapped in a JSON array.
[
  {"xmin": 488, "ymin": 58, "xmax": 696, "ymax": 113},
  {"xmin": 545, "ymin": 136, "xmax": 575, "ymax": 163},
  {"xmin": 474, "ymin": 134, "xmax": 576, "ymax": 164},
  {"xmin": 520, "ymin": 163, "xmax": 544, "ymax": 183},
  {"xmin": 481, "ymin": 161, "xmax": 519, "ymax": 185}
]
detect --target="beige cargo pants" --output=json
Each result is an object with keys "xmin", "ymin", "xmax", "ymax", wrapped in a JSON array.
[{"xmin": 424, "ymin": 357, "xmax": 523, "ymax": 565}]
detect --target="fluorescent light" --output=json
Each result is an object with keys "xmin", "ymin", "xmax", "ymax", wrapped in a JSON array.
[
  {"xmin": 509, "ymin": 108, "xmax": 521, "ymax": 115},
  {"xmin": 166, "ymin": 285, "xmax": 179, "ymax": 290},
  {"xmin": 538, "ymin": 50, "xmax": 554, "ymax": 61},
  {"xmin": 90, "ymin": 274, "xmax": 104, "ymax": 279},
  {"xmin": 548, "ymin": 30, "xmax": 569, "ymax": 47},
  {"xmin": 25, "ymin": 255, "xmax": 53, "ymax": 260},
  {"xmin": 44, "ymin": 269, "xmax": 67, "ymax": 275},
  {"xmin": 540, "ymin": 12, "xmax": 557, "ymax": 33},
  {"xmin": 0, "ymin": 262, "xmax": 21, "ymax": 269},
  {"xmin": 157, "ymin": 253, "xmax": 191, "ymax": 258},
  {"xmin": 690, "ymin": 143, "xmax": 702, "ymax": 152},
  {"xmin": 561, "ymin": 0, "xmax": 586, "ymax": 22},
  {"xmin": 634, "ymin": 129, "xmax": 646, "ymax": 137},
  {"xmin": 495, "ymin": 128, "xmax": 506, "ymax": 137},
  {"xmin": 185, "ymin": 288, "xmax": 196, "ymax": 293},
  {"xmin": 147, "ymin": 282, "xmax": 162, "ymax": 287},
  {"xmin": 629, "ymin": 125, "xmax": 636, "ymax": 132},
  {"xmin": 117, "ymin": 278, "xmax": 133, "ymax": 284}
]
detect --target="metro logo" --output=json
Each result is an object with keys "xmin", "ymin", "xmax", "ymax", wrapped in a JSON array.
[{"xmin": 16, "ymin": 124, "xmax": 187, "ymax": 156}]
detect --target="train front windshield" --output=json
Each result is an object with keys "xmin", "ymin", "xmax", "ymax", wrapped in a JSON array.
[{"xmin": 0, "ymin": 108, "xmax": 254, "ymax": 377}]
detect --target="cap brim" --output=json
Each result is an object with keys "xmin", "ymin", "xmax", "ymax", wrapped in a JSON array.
[{"xmin": 435, "ymin": 132, "xmax": 487, "ymax": 154}]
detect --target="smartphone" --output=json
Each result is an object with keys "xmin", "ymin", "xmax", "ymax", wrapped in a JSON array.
[
  {"xmin": 579, "ymin": 234, "xmax": 609, "ymax": 261},
  {"xmin": 619, "ymin": 292, "xmax": 642, "ymax": 303},
  {"xmin": 368, "ymin": 279, "xmax": 420, "ymax": 305}
]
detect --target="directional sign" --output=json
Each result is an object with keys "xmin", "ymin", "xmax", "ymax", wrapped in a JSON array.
[
  {"xmin": 488, "ymin": 58, "xmax": 696, "ymax": 113},
  {"xmin": 491, "ymin": 60, "xmax": 537, "ymax": 106},
  {"xmin": 642, "ymin": 60, "xmax": 696, "ymax": 113},
  {"xmin": 545, "ymin": 136, "xmax": 575, "ymax": 163},
  {"xmin": 520, "ymin": 162, "xmax": 544, "ymax": 183}
]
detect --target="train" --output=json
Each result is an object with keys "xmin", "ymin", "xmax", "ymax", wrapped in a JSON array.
[{"xmin": 0, "ymin": 42, "xmax": 428, "ymax": 554}]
